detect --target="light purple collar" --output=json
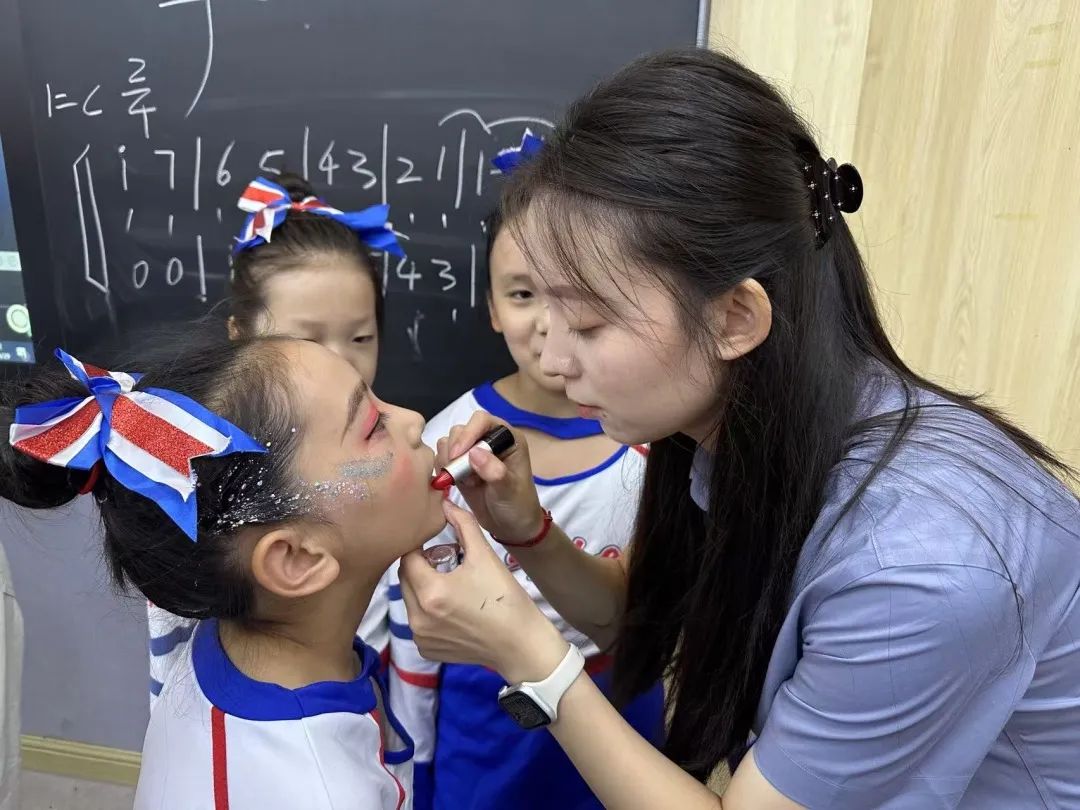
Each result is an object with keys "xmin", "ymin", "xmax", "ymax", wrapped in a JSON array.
[
  {"xmin": 687, "ymin": 365, "xmax": 907, "ymax": 514},
  {"xmin": 689, "ymin": 444, "xmax": 712, "ymax": 512}
]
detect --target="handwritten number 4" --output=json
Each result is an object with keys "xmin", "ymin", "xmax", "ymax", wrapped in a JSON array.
[
  {"xmin": 319, "ymin": 142, "xmax": 340, "ymax": 186},
  {"xmin": 396, "ymin": 257, "xmax": 422, "ymax": 292}
]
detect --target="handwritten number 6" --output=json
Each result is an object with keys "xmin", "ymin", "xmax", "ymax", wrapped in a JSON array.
[{"xmin": 217, "ymin": 140, "xmax": 235, "ymax": 187}]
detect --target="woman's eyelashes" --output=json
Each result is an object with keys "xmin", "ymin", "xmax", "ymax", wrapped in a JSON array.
[
  {"xmin": 567, "ymin": 324, "xmax": 600, "ymax": 339},
  {"xmin": 353, "ymin": 334, "xmax": 376, "ymax": 344},
  {"xmin": 508, "ymin": 289, "xmax": 535, "ymax": 302}
]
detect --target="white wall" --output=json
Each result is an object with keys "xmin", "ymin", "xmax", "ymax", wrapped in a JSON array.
[{"xmin": 3, "ymin": 499, "xmax": 148, "ymax": 750}]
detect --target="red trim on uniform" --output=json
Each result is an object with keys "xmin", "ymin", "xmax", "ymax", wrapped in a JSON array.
[
  {"xmin": 369, "ymin": 710, "xmax": 407, "ymax": 810},
  {"xmin": 631, "ymin": 444, "xmax": 649, "ymax": 457},
  {"xmin": 380, "ymin": 646, "xmax": 391, "ymax": 670},
  {"xmin": 211, "ymin": 707, "xmax": 230, "ymax": 810},
  {"xmin": 391, "ymin": 660, "xmax": 439, "ymax": 689}
]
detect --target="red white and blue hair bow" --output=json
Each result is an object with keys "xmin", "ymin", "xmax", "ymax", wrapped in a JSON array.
[
  {"xmin": 491, "ymin": 129, "xmax": 545, "ymax": 175},
  {"xmin": 234, "ymin": 176, "xmax": 405, "ymax": 257},
  {"xmin": 8, "ymin": 349, "xmax": 266, "ymax": 540}
]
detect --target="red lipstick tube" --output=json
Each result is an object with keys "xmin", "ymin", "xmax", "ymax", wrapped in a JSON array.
[{"xmin": 430, "ymin": 426, "xmax": 515, "ymax": 490}]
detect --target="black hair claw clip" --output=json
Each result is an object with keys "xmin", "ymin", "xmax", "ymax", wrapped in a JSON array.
[
  {"xmin": 797, "ymin": 142, "xmax": 864, "ymax": 247},
  {"xmin": 829, "ymin": 160, "xmax": 863, "ymax": 216}
]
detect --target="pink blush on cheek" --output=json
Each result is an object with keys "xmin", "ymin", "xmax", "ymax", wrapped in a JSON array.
[{"xmin": 387, "ymin": 450, "xmax": 418, "ymax": 492}]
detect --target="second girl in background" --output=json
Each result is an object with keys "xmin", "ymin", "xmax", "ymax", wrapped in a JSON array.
[
  {"xmin": 148, "ymin": 172, "xmax": 399, "ymax": 698},
  {"xmin": 389, "ymin": 146, "xmax": 665, "ymax": 810}
]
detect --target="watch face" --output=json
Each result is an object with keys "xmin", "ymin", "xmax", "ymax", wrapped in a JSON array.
[{"xmin": 498, "ymin": 690, "xmax": 551, "ymax": 729}]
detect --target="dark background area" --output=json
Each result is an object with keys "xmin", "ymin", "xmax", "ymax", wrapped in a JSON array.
[{"xmin": 0, "ymin": 0, "xmax": 700, "ymax": 414}]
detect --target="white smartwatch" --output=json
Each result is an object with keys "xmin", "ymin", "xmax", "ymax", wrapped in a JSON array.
[{"xmin": 497, "ymin": 644, "xmax": 585, "ymax": 729}]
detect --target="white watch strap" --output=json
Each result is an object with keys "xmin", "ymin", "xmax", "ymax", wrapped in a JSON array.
[{"xmin": 515, "ymin": 643, "xmax": 585, "ymax": 722}]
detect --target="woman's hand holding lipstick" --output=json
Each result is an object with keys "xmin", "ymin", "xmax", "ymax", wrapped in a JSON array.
[
  {"xmin": 431, "ymin": 426, "xmax": 515, "ymax": 491},
  {"xmin": 399, "ymin": 501, "xmax": 567, "ymax": 683},
  {"xmin": 433, "ymin": 413, "xmax": 548, "ymax": 546}
]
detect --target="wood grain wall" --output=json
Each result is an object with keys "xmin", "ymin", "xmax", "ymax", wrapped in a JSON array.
[{"xmin": 710, "ymin": 0, "xmax": 1079, "ymax": 467}]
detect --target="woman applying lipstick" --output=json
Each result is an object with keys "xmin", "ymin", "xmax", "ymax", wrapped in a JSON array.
[
  {"xmin": 388, "ymin": 204, "xmax": 662, "ymax": 810},
  {"xmin": 398, "ymin": 49, "xmax": 1080, "ymax": 810}
]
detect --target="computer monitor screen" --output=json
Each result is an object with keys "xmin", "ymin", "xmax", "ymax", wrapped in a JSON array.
[{"xmin": 0, "ymin": 134, "xmax": 35, "ymax": 364}]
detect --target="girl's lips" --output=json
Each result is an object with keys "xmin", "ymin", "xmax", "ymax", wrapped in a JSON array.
[{"xmin": 576, "ymin": 405, "xmax": 601, "ymax": 419}]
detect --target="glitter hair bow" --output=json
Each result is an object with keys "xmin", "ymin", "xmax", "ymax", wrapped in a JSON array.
[
  {"xmin": 234, "ymin": 176, "xmax": 405, "ymax": 256},
  {"xmin": 8, "ymin": 349, "xmax": 266, "ymax": 540},
  {"xmin": 491, "ymin": 129, "xmax": 545, "ymax": 175}
]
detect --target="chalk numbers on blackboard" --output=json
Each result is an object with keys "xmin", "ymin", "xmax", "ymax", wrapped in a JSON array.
[
  {"xmin": 122, "ymin": 58, "xmax": 157, "ymax": 140},
  {"xmin": 48, "ymin": 36, "xmax": 551, "ymax": 355}
]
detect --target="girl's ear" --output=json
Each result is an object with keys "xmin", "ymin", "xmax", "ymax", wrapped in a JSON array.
[
  {"xmin": 249, "ymin": 526, "xmax": 341, "ymax": 599},
  {"xmin": 226, "ymin": 315, "xmax": 241, "ymax": 341}
]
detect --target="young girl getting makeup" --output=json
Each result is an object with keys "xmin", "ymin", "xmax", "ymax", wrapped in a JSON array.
[
  {"xmin": 148, "ymin": 173, "xmax": 401, "ymax": 702},
  {"xmin": 3, "ymin": 332, "xmax": 440, "ymax": 809}
]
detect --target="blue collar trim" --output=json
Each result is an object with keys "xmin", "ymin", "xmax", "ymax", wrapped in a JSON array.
[
  {"xmin": 193, "ymin": 619, "xmax": 380, "ymax": 721},
  {"xmin": 473, "ymin": 382, "xmax": 603, "ymax": 439},
  {"xmin": 534, "ymin": 444, "xmax": 629, "ymax": 486}
]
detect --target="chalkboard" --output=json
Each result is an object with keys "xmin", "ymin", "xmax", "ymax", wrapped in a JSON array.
[{"xmin": 0, "ymin": 0, "xmax": 704, "ymax": 416}]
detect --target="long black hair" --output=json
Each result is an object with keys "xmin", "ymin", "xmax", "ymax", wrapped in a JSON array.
[
  {"xmin": 229, "ymin": 172, "xmax": 385, "ymax": 337},
  {"xmin": 0, "ymin": 331, "xmax": 315, "ymax": 621},
  {"xmin": 502, "ymin": 48, "xmax": 1075, "ymax": 779}
]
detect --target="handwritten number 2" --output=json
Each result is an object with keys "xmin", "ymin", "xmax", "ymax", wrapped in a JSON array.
[{"xmin": 396, "ymin": 157, "xmax": 422, "ymax": 185}]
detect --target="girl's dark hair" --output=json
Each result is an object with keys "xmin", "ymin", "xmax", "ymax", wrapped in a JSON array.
[
  {"xmin": 230, "ymin": 172, "xmax": 384, "ymax": 337},
  {"xmin": 0, "ymin": 331, "xmax": 315, "ymax": 621},
  {"xmin": 484, "ymin": 208, "xmax": 504, "ymax": 265},
  {"xmin": 503, "ymin": 48, "xmax": 1075, "ymax": 779},
  {"xmin": 481, "ymin": 208, "xmax": 506, "ymax": 298}
]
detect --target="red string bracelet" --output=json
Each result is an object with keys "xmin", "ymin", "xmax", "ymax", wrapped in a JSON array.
[{"xmin": 493, "ymin": 509, "xmax": 553, "ymax": 549}]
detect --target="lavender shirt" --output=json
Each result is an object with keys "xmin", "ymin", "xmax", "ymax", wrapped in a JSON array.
[{"xmin": 691, "ymin": 379, "xmax": 1080, "ymax": 809}]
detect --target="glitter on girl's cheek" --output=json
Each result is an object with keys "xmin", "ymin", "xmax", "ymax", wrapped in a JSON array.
[
  {"xmin": 340, "ymin": 451, "xmax": 393, "ymax": 480},
  {"xmin": 215, "ymin": 444, "xmax": 417, "ymax": 531},
  {"xmin": 312, "ymin": 479, "xmax": 371, "ymax": 503},
  {"xmin": 305, "ymin": 451, "xmax": 394, "ymax": 509}
]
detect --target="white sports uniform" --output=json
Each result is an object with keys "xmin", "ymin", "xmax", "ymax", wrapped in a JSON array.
[
  {"xmin": 137, "ymin": 618, "xmax": 412, "ymax": 810},
  {"xmin": 148, "ymin": 577, "xmax": 390, "ymax": 707}
]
